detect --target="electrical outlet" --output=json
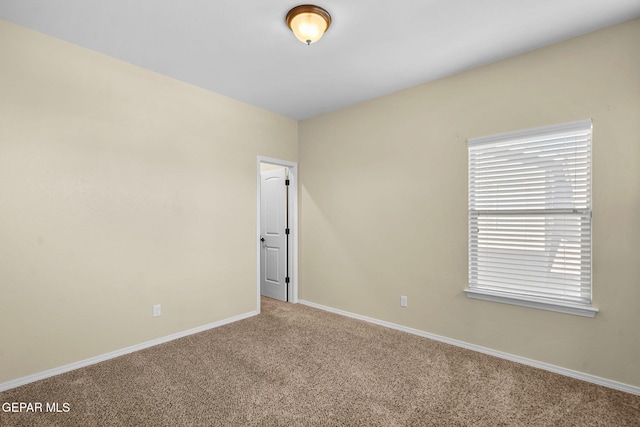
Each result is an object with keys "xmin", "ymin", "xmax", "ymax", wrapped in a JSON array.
[
  {"xmin": 153, "ymin": 304, "xmax": 161, "ymax": 317},
  {"xmin": 400, "ymin": 296, "xmax": 408, "ymax": 307}
]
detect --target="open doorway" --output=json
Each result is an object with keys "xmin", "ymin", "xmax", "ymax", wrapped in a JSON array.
[{"xmin": 256, "ymin": 156, "xmax": 298, "ymax": 312}]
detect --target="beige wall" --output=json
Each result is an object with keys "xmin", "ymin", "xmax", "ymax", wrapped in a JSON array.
[
  {"xmin": 0, "ymin": 20, "xmax": 297, "ymax": 383},
  {"xmin": 299, "ymin": 18, "xmax": 640, "ymax": 387}
]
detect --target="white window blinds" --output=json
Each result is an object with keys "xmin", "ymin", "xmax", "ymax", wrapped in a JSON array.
[{"xmin": 467, "ymin": 120, "xmax": 595, "ymax": 315}]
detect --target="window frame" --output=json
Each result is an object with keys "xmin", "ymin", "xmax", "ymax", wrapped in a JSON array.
[{"xmin": 465, "ymin": 119, "xmax": 598, "ymax": 318}]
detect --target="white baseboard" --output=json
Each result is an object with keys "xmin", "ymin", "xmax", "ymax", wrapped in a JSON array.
[
  {"xmin": 0, "ymin": 310, "xmax": 258, "ymax": 393},
  {"xmin": 299, "ymin": 300, "xmax": 640, "ymax": 396}
]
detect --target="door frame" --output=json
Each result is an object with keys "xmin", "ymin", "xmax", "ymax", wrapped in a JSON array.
[{"xmin": 256, "ymin": 156, "xmax": 298, "ymax": 312}]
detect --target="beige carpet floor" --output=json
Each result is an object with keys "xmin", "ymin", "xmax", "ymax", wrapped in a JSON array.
[{"xmin": 1, "ymin": 297, "xmax": 639, "ymax": 426}]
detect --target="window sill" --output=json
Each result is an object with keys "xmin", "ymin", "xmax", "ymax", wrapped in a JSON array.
[{"xmin": 464, "ymin": 288, "xmax": 599, "ymax": 318}]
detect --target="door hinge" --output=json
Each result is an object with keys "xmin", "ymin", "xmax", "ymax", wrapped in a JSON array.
[
  {"xmin": 285, "ymin": 228, "xmax": 290, "ymax": 235},
  {"xmin": 285, "ymin": 179, "xmax": 290, "ymax": 186},
  {"xmin": 285, "ymin": 277, "xmax": 290, "ymax": 284}
]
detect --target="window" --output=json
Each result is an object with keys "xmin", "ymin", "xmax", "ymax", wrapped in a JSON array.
[{"xmin": 465, "ymin": 120, "xmax": 598, "ymax": 317}]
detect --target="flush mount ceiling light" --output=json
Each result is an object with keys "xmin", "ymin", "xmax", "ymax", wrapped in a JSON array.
[{"xmin": 286, "ymin": 4, "xmax": 332, "ymax": 45}]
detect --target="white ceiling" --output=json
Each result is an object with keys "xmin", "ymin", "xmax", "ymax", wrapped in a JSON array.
[{"xmin": 1, "ymin": 1, "xmax": 639, "ymax": 120}]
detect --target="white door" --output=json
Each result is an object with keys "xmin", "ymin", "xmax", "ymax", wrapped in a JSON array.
[{"xmin": 260, "ymin": 167, "xmax": 288, "ymax": 301}]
